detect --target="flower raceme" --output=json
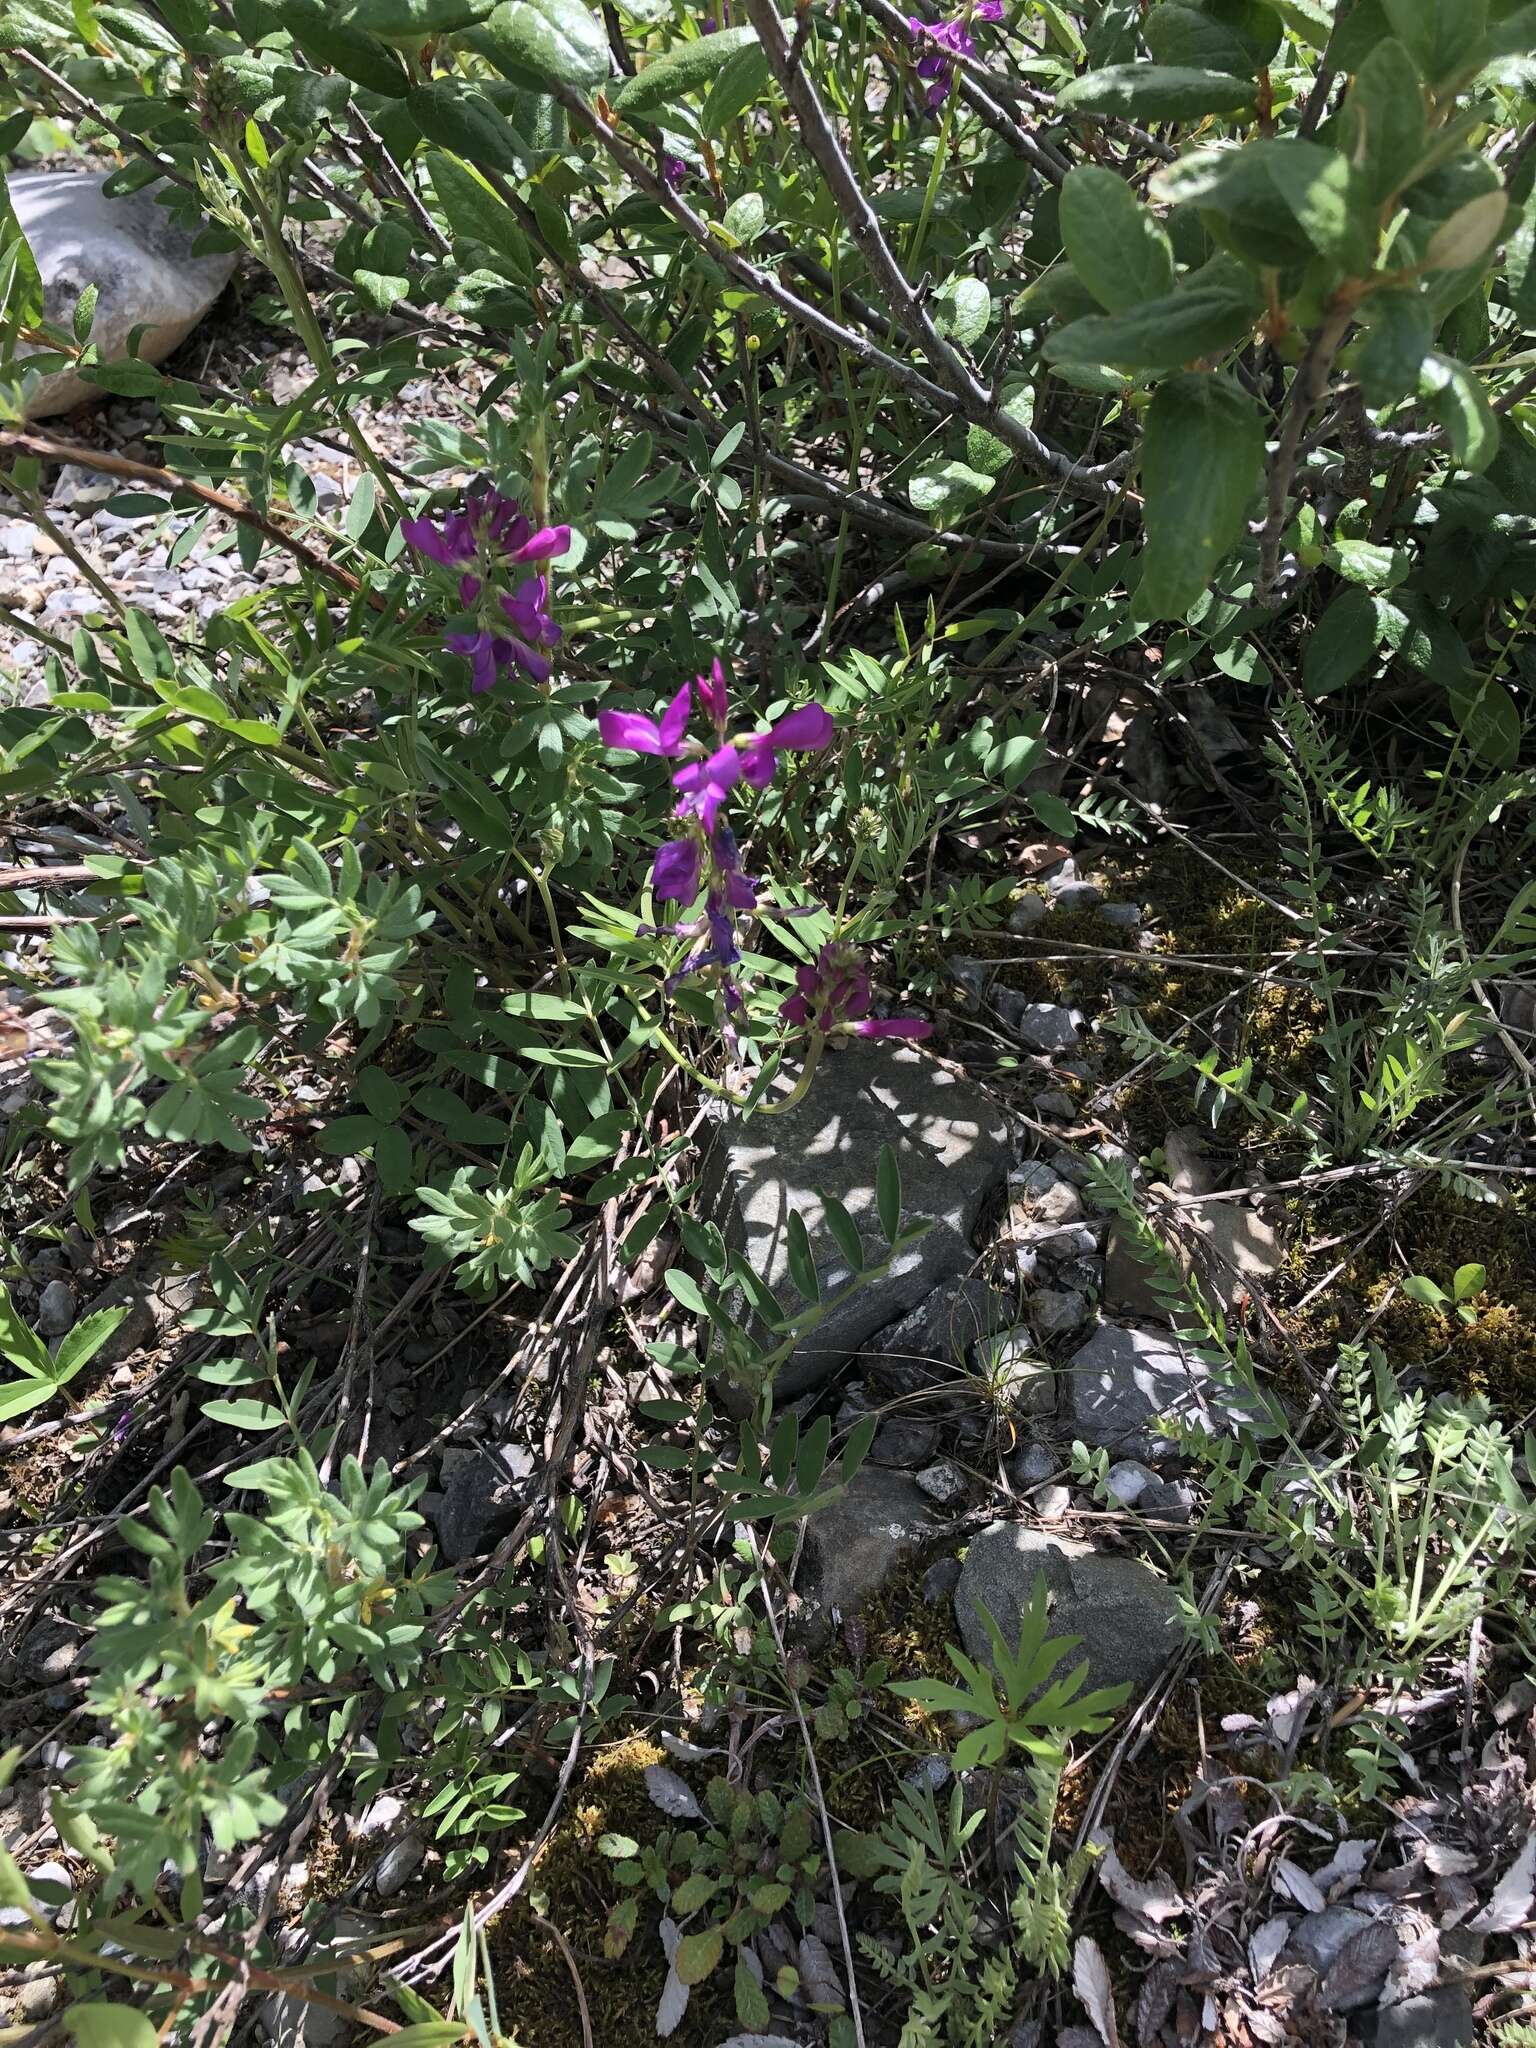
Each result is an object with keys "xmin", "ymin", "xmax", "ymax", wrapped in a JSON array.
[
  {"xmin": 907, "ymin": 0, "xmax": 1003, "ymax": 108},
  {"xmin": 781, "ymin": 942, "xmax": 932, "ymax": 1041},
  {"xmin": 403, "ymin": 484, "xmax": 570, "ymax": 691}
]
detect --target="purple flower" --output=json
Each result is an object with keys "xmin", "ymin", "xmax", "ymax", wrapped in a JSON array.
[
  {"xmin": 780, "ymin": 942, "xmax": 931, "ymax": 1040},
  {"xmin": 403, "ymin": 484, "xmax": 569, "ymax": 574},
  {"xmin": 406, "ymin": 484, "xmax": 570, "ymax": 692},
  {"xmin": 907, "ymin": 10, "xmax": 984, "ymax": 108},
  {"xmin": 661, "ymin": 153, "xmax": 689, "ymax": 189},
  {"xmin": 738, "ymin": 702, "xmax": 836, "ymax": 789},
  {"xmin": 673, "ymin": 742, "xmax": 743, "ymax": 832},
  {"xmin": 599, "ymin": 682, "xmax": 693, "ymax": 757},
  {"xmin": 696, "ymin": 656, "xmax": 729, "ymax": 732},
  {"xmin": 653, "ymin": 836, "xmax": 703, "ymax": 902}
]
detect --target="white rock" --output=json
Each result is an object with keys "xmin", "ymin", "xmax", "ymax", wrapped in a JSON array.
[
  {"xmin": 1104, "ymin": 1460, "xmax": 1155, "ymax": 1506},
  {"xmin": 350, "ymin": 1793, "xmax": 405, "ymax": 1844},
  {"xmin": 11, "ymin": 172, "xmax": 237, "ymax": 418},
  {"xmin": 915, "ymin": 1460, "xmax": 967, "ymax": 1506}
]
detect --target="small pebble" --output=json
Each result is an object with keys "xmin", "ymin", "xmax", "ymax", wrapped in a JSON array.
[
  {"xmin": 915, "ymin": 1460, "xmax": 967, "ymax": 1506},
  {"xmin": 1105, "ymin": 1460, "xmax": 1155, "ymax": 1507},
  {"xmin": 1008, "ymin": 894, "xmax": 1047, "ymax": 932},
  {"xmin": 1032, "ymin": 1089, "xmax": 1076, "ymax": 1120},
  {"xmin": 922, "ymin": 1556, "xmax": 962, "ymax": 1603},
  {"xmin": 1098, "ymin": 902, "xmax": 1142, "ymax": 931},
  {"xmin": 1034, "ymin": 1484, "xmax": 1072, "ymax": 1519},
  {"xmin": 1012, "ymin": 1443, "xmax": 1056, "ymax": 1488},
  {"xmin": 1032, "ymin": 1287, "xmax": 1089, "ymax": 1337},
  {"xmin": 35, "ymin": 1279, "xmax": 77, "ymax": 1337}
]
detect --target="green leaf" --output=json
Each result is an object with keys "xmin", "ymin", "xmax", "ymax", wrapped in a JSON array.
[
  {"xmin": 0, "ymin": 1379, "xmax": 56, "ymax": 1422},
  {"xmin": 67, "ymin": 2006, "xmax": 159, "ymax": 2048},
  {"xmin": 1354, "ymin": 290, "xmax": 1432, "ymax": 406},
  {"xmin": 965, "ymin": 385, "xmax": 1035, "ymax": 475},
  {"xmin": 407, "ymin": 84, "xmax": 526, "ymax": 172},
  {"xmin": 50, "ymin": 1306, "xmax": 128, "ymax": 1383},
  {"xmin": 675, "ymin": 1926, "xmax": 725, "ymax": 1985},
  {"xmin": 1505, "ymin": 207, "xmax": 1536, "ymax": 325},
  {"xmin": 1419, "ymin": 352, "xmax": 1499, "ymax": 472},
  {"xmin": 720, "ymin": 190, "xmax": 767, "ymax": 244},
  {"xmin": 1029, "ymin": 789, "xmax": 1076, "ymax": 837},
  {"xmin": 1340, "ymin": 37, "xmax": 1426, "ymax": 204},
  {"xmin": 1058, "ymin": 62, "xmax": 1255, "ymax": 121},
  {"xmin": 428, "ymin": 151, "xmax": 534, "ymax": 278},
  {"xmin": 1260, "ymin": 138, "xmax": 1373, "ymax": 271},
  {"xmin": 699, "ymin": 34, "xmax": 770, "ymax": 128},
  {"xmin": 1424, "ymin": 189, "xmax": 1507, "ymax": 272},
  {"xmin": 1058, "ymin": 164, "xmax": 1176, "ymax": 313},
  {"xmin": 201, "ymin": 1397, "xmax": 288, "ymax": 1431},
  {"xmin": 473, "ymin": 0, "xmax": 609, "ymax": 90},
  {"xmin": 376, "ymin": 2029, "xmax": 470, "ymax": 2048},
  {"xmin": 908, "ymin": 458, "xmax": 995, "ymax": 516},
  {"xmin": 1144, "ymin": 2, "xmax": 1259, "ymax": 71},
  {"xmin": 1402, "ymin": 1273, "xmax": 1448, "ymax": 1307},
  {"xmin": 819, "ymin": 1194, "xmax": 864, "ymax": 1275},
  {"xmin": 785, "ymin": 1210, "xmax": 820, "ymax": 1303},
  {"xmin": 876, "ymin": 1143, "xmax": 901, "ymax": 1245},
  {"xmin": 1381, "ymin": 0, "xmax": 1486, "ymax": 83},
  {"xmin": 613, "ymin": 25, "xmax": 759, "ymax": 116},
  {"xmin": 932, "ymin": 274, "xmax": 991, "ymax": 346},
  {"xmin": 1449, "ymin": 675, "xmax": 1520, "ymax": 768},
  {"xmin": 1046, "ymin": 286, "xmax": 1257, "ymax": 373},
  {"xmin": 1303, "ymin": 587, "xmax": 1386, "ymax": 696},
  {"xmin": 0, "ymin": 1278, "xmax": 52, "ymax": 1378},
  {"xmin": 1324, "ymin": 538, "xmax": 1406, "ymax": 589},
  {"xmin": 339, "ymin": 0, "xmax": 493, "ymax": 30},
  {"xmin": 281, "ymin": 0, "xmax": 411, "ymax": 94},
  {"xmin": 1138, "ymin": 372, "xmax": 1264, "ymax": 620},
  {"xmin": 1453, "ymin": 1262, "xmax": 1486, "ymax": 1301},
  {"xmin": 72, "ymin": 280, "xmax": 98, "ymax": 346},
  {"xmin": 735, "ymin": 1952, "xmax": 773, "ymax": 2028}
]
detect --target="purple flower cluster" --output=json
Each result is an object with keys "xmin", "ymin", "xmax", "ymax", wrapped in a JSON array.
[
  {"xmin": 781, "ymin": 941, "xmax": 932, "ymax": 1041},
  {"xmin": 403, "ymin": 484, "xmax": 570, "ymax": 692},
  {"xmin": 599, "ymin": 659, "xmax": 834, "ymax": 1010},
  {"xmin": 907, "ymin": 0, "xmax": 1002, "ymax": 108}
]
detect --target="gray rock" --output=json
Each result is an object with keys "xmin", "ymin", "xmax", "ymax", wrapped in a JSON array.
[
  {"xmin": 859, "ymin": 1277, "xmax": 1015, "ymax": 1391},
  {"xmin": 1099, "ymin": 902, "xmax": 1142, "ymax": 931},
  {"xmin": 371, "ymin": 1830, "xmax": 425, "ymax": 1898},
  {"xmin": 11, "ymin": 172, "xmax": 238, "ymax": 418},
  {"xmin": 703, "ymin": 1044, "xmax": 1010, "ymax": 1399},
  {"xmin": 975, "ymin": 1330, "xmax": 1055, "ymax": 1418},
  {"xmin": 1011, "ymin": 1003, "xmax": 1081, "ymax": 1054},
  {"xmin": 870, "ymin": 1416, "xmax": 940, "ymax": 1469},
  {"xmin": 1369, "ymin": 1988, "xmax": 1476, "ymax": 2048},
  {"xmin": 1032, "ymin": 1089, "xmax": 1076, "ymax": 1120},
  {"xmin": 1063, "ymin": 1321, "xmax": 1270, "ymax": 1460},
  {"xmin": 18, "ymin": 1621, "xmax": 83, "ymax": 1686},
  {"xmin": 1104, "ymin": 1460, "xmax": 1155, "ymax": 1506},
  {"xmin": 1052, "ymin": 881, "xmax": 1104, "ymax": 912},
  {"xmin": 1138, "ymin": 1478, "xmax": 1196, "ymax": 1524},
  {"xmin": 35, "ymin": 1279, "xmax": 76, "ymax": 1336},
  {"xmin": 1012, "ymin": 1443, "xmax": 1057, "ymax": 1488},
  {"xmin": 800, "ymin": 1466, "xmax": 933, "ymax": 1634},
  {"xmin": 432, "ymin": 1444, "xmax": 533, "ymax": 1563},
  {"xmin": 904, "ymin": 1753, "xmax": 952, "ymax": 1792},
  {"xmin": 1008, "ymin": 894, "xmax": 1047, "ymax": 932},
  {"xmin": 24, "ymin": 1861, "xmax": 73, "ymax": 1927},
  {"xmin": 1034, "ymin": 1483, "xmax": 1071, "ymax": 1518},
  {"xmin": 922, "ymin": 1555, "xmax": 963, "ymax": 1603},
  {"xmin": 1033, "ymin": 1287, "xmax": 1089, "ymax": 1337},
  {"xmin": 0, "ymin": 520, "xmax": 37, "ymax": 560},
  {"xmin": 1008, "ymin": 1170, "xmax": 1082, "ymax": 1235},
  {"xmin": 955, "ymin": 1525, "xmax": 1181, "ymax": 1697},
  {"xmin": 916, "ymin": 1460, "xmax": 967, "ymax": 1506},
  {"xmin": 17, "ymin": 1973, "xmax": 63, "ymax": 2021},
  {"xmin": 1033, "ymin": 1224, "xmax": 1099, "ymax": 1260}
]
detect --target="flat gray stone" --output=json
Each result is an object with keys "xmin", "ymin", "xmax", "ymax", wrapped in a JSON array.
[
  {"xmin": 859, "ymin": 1276, "xmax": 1015, "ymax": 1393},
  {"xmin": 35, "ymin": 1279, "xmax": 76, "ymax": 1336},
  {"xmin": 916, "ymin": 1460, "xmax": 967, "ymax": 1506},
  {"xmin": 1062, "ymin": 1320, "xmax": 1270, "ymax": 1460},
  {"xmin": 800, "ymin": 1466, "xmax": 933, "ymax": 1634},
  {"xmin": 1007, "ymin": 1001, "xmax": 1081, "ymax": 1054},
  {"xmin": 705, "ymin": 1044, "xmax": 1009, "ymax": 1399},
  {"xmin": 869, "ymin": 1416, "xmax": 940, "ymax": 1468},
  {"xmin": 12, "ymin": 172, "xmax": 237, "ymax": 418},
  {"xmin": 1033, "ymin": 1287, "xmax": 1089, "ymax": 1337},
  {"xmin": 955, "ymin": 1524, "xmax": 1181, "ymax": 1699}
]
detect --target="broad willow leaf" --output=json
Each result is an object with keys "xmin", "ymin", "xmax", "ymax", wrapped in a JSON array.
[
  {"xmin": 1381, "ymin": 0, "xmax": 1487, "ymax": 83},
  {"xmin": 473, "ymin": 0, "xmax": 609, "ymax": 91},
  {"xmin": 908, "ymin": 458, "xmax": 995, "ymax": 516},
  {"xmin": 1045, "ymin": 285, "xmax": 1258, "ymax": 374},
  {"xmin": 1058, "ymin": 163, "xmax": 1176, "ymax": 313},
  {"xmin": 1303, "ymin": 587, "xmax": 1388, "ymax": 697},
  {"xmin": 1418, "ymin": 351, "xmax": 1500, "ymax": 471},
  {"xmin": 1354, "ymin": 290, "xmax": 1432, "ymax": 407},
  {"xmin": 1138, "ymin": 371, "xmax": 1264, "ymax": 620},
  {"xmin": 1339, "ymin": 37, "xmax": 1425, "ymax": 204},
  {"xmin": 337, "ymin": 0, "xmax": 494, "ymax": 33},
  {"xmin": 1057, "ymin": 62, "xmax": 1256, "ymax": 121},
  {"xmin": 612, "ymin": 24, "xmax": 759, "ymax": 116}
]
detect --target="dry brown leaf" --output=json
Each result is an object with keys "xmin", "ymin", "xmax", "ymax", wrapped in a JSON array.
[
  {"xmin": 1074, "ymin": 1933, "xmax": 1122, "ymax": 2048},
  {"xmin": 1093, "ymin": 1832, "xmax": 1187, "ymax": 1922},
  {"xmin": 644, "ymin": 1764, "xmax": 703, "ymax": 1820},
  {"xmin": 1274, "ymin": 1859, "xmax": 1327, "ymax": 1913},
  {"xmin": 1135, "ymin": 1958, "xmax": 1181, "ymax": 2047},
  {"xmin": 1248, "ymin": 1915, "xmax": 1292, "ymax": 1983},
  {"xmin": 1320, "ymin": 1921, "xmax": 1398, "ymax": 2012},
  {"xmin": 1469, "ymin": 1832, "xmax": 1536, "ymax": 1933}
]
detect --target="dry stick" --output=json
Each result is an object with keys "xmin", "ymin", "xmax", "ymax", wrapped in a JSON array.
[
  {"xmin": 1257, "ymin": 294, "xmax": 1358, "ymax": 598},
  {"xmin": 847, "ymin": 0, "xmax": 1069, "ymax": 183},
  {"xmin": 742, "ymin": 0, "xmax": 1126, "ymax": 499},
  {"xmin": 0, "ymin": 429, "xmax": 370, "ymax": 597},
  {"xmin": 553, "ymin": 82, "xmax": 1122, "ymax": 502}
]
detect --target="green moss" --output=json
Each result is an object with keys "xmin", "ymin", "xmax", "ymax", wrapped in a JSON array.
[{"xmin": 492, "ymin": 1735, "xmax": 733, "ymax": 2048}]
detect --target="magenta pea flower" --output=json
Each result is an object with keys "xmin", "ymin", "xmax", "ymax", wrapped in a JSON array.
[
  {"xmin": 599, "ymin": 681, "xmax": 693, "ymax": 758},
  {"xmin": 652, "ymin": 836, "xmax": 704, "ymax": 903},
  {"xmin": 405, "ymin": 483, "xmax": 569, "ymax": 691},
  {"xmin": 672, "ymin": 742, "xmax": 743, "ymax": 832},
  {"xmin": 661, "ymin": 153, "xmax": 690, "ymax": 188},
  {"xmin": 907, "ymin": 4, "xmax": 1000, "ymax": 109},
  {"xmin": 781, "ymin": 942, "xmax": 932, "ymax": 1040},
  {"xmin": 696, "ymin": 656, "xmax": 729, "ymax": 733},
  {"xmin": 737, "ymin": 702, "xmax": 836, "ymax": 790}
]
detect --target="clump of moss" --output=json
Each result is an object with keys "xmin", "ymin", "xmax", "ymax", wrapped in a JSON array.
[{"xmin": 492, "ymin": 1734, "xmax": 732, "ymax": 2048}]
